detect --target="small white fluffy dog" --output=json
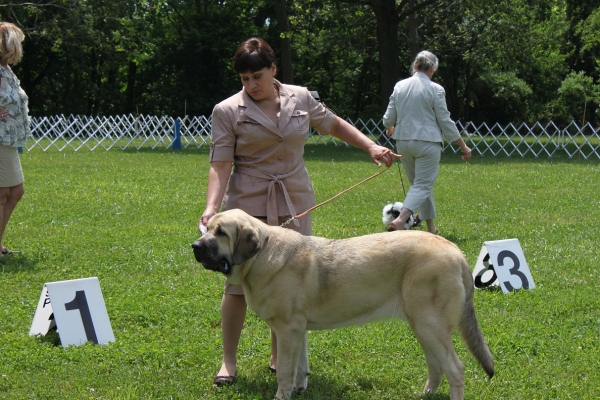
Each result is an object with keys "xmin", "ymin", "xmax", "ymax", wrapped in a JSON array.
[{"xmin": 382, "ymin": 201, "xmax": 415, "ymax": 230}]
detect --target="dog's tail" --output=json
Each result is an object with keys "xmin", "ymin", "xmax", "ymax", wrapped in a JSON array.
[{"xmin": 459, "ymin": 264, "xmax": 495, "ymax": 379}]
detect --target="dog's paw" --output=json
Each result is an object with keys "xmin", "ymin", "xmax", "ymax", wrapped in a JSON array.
[{"xmin": 294, "ymin": 372, "xmax": 309, "ymax": 394}]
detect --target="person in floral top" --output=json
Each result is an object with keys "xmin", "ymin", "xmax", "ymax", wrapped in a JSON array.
[{"xmin": 0, "ymin": 21, "xmax": 31, "ymax": 256}]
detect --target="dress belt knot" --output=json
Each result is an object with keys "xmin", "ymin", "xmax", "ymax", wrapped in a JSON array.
[{"xmin": 233, "ymin": 161, "xmax": 305, "ymax": 226}]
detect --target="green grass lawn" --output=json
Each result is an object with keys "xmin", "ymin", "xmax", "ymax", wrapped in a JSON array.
[{"xmin": 1, "ymin": 145, "xmax": 599, "ymax": 399}]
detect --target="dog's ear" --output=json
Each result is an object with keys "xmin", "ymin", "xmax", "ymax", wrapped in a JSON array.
[{"xmin": 232, "ymin": 222, "xmax": 261, "ymax": 265}]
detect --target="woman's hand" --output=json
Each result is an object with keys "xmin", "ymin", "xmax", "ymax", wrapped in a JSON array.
[
  {"xmin": 329, "ymin": 117, "xmax": 400, "ymax": 168},
  {"xmin": 0, "ymin": 107, "xmax": 8, "ymax": 121},
  {"xmin": 199, "ymin": 161, "xmax": 232, "ymax": 232},
  {"xmin": 461, "ymin": 146, "xmax": 472, "ymax": 161},
  {"xmin": 199, "ymin": 206, "xmax": 220, "ymax": 232},
  {"xmin": 369, "ymin": 145, "xmax": 401, "ymax": 168},
  {"xmin": 454, "ymin": 138, "xmax": 472, "ymax": 161}
]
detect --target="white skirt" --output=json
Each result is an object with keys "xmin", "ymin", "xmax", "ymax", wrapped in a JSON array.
[{"xmin": 0, "ymin": 144, "xmax": 24, "ymax": 187}]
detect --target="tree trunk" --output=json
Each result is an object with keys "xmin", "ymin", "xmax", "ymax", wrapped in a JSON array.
[
  {"xmin": 126, "ymin": 61, "xmax": 137, "ymax": 114},
  {"xmin": 274, "ymin": 0, "xmax": 294, "ymax": 84},
  {"xmin": 407, "ymin": 0, "xmax": 420, "ymax": 58},
  {"xmin": 341, "ymin": 0, "xmax": 439, "ymax": 113},
  {"xmin": 371, "ymin": 0, "xmax": 400, "ymax": 112}
]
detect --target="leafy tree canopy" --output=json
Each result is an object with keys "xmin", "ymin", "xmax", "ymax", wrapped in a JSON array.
[{"xmin": 1, "ymin": 0, "xmax": 598, "ymax": 125}]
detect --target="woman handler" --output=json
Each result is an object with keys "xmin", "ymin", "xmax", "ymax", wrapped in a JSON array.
[{"xmin": 198, "ymin": 37, "xmax": 399, "ymax": 385}]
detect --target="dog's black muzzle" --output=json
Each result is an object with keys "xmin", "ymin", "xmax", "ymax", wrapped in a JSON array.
[{"xmin": 191, "ymin": 238, "xmax": 232, "ymax": 275}]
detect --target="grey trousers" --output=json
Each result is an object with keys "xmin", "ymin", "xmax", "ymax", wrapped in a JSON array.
[{"xmin": 396, "ymin": 140, "xmax": 442, "ymax": 220}]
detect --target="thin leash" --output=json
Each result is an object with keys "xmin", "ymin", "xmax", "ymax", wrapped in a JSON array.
[
  {"xmin": 394, "ymin": 157, "xmax": 422, "ymax": 228},
  {"xmin": 280, "ymin": 164, "xmax": 392, "ymax": 227},
  {"xmin": 396, "ymin": 158, "xmax": 407, "ymax": 197}
]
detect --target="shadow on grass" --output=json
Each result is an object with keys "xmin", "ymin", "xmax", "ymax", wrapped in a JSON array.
[
  {"xmin": 222, "ymin": 372, "xmax": 451, "ymax": 400},
  {"xmin": 0, "ymin": 253, "xmax": 39, "ymax": 273},
  {"xmin": 119, "ymin": 146, "xmax": 211, "ymax": 156},
  {"xmin": 439, "ymin": 233, "xmax": 469, "ymax": 246},
  {"xmin": 35, "ymin": 329, "xmax": 62, "ymax": 347},
  {"xmin": 112, "ymin": 141, "xmax": 598, "ymax": 166},
  {"xmin": 306, "ymin": 144, "xmax": 600, "ymax": 165},
  {"xmin": 477, "ymin": 286, "xmax": 504, "ymax": 294},
  {"xmin": 442, "ymin": 151, "xmax": 599, "ymax": 165}
]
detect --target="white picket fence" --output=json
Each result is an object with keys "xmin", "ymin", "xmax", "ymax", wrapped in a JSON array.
[{"xmin": 26, "ymin": 114, "xmax": 600, "ymax": 159}]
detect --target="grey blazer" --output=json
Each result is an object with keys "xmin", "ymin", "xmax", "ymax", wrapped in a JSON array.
[{"xmin": 382, "ymin": 72, "xmax": 460, "ymax": 143}]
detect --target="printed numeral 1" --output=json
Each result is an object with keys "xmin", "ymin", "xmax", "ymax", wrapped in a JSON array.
[{"xmin": 64, "ymin": 290, "xmax": 99, "ymax": 344}]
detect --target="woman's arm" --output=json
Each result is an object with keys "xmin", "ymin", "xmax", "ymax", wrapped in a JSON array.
[
  {"xmin": 453, "ymin": 137, "xmax": 472, "ymax": 161},
  {"xmin": 329, "ymin": 117, "xmax": 400, "ymax": 167},
  {"xmin": 200, "ymin": 161, "xmax": 233, "ymax": 229},
  {"xmin": 382, "ymin": 91, "xmax": 397, "ymax": 129}
]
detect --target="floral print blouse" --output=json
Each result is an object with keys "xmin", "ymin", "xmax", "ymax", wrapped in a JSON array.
[{"xmin": 0, "ymin": 64, "xmax": 31, "ymax": 147}]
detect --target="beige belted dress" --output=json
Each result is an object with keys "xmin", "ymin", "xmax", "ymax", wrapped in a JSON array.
[{"xmin": 209, "ymin": 80, "xmax": 337, "ymax": 294}]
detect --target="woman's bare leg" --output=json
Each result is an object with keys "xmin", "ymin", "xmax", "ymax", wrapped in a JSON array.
[
  {"xmin": 389, "ymin": 207, "xmax": 414, "ymax": 231},
  {"xmin": 0, "ymin": 184, "xmax": 24, "ymax": 253},
  {"xmin": 426, "ymin": 218, "xmax": 438, "ymax": 234},
  {"xmin": 216, "ymin": 294, "xmax": 247, "ymax": 377}
]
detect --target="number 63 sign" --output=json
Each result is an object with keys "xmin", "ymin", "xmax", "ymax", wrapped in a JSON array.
[
  {"xmin": 472, "ymin": 239, "xmax": 535, "ymax": 294},
  {"xmin": 30, "ymin": 277, "xmax": 115, "ymax": 347}
]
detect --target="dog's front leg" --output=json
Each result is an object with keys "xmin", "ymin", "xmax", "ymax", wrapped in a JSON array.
[
  {"xmin": 273, "ymin": 323, "xmax": 306, "ymax": 400},
  {"xmin": 294, "ymin": 330, "xmax": 310, "ymax": 393}
]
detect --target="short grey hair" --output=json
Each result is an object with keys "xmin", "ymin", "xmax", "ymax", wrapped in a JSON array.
[{"xmin": 411, "ymin": 51, "xmax": 438, "ymax": 75}]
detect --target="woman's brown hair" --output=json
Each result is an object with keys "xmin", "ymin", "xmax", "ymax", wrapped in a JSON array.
[{"xmin": 233, "ymin": 37, "xmax": 276, "ymax": 74}]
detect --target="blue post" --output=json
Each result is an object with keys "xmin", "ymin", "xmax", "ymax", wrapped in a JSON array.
[
  {"xmin": 173, "ymin": 119, "xmax": 181, "ymax": 150},
  {"xmin": 18, "ymin": 147, "xmax": 23, "ymax": 153}
]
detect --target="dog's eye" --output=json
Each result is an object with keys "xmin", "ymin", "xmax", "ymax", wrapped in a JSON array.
[{"xmin": 215, "ymin": 228, "xmax": 227, "ymax": 237}]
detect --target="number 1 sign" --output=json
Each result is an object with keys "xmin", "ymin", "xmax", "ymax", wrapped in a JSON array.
[
  {"xmin": 30, "ymin": 277, "xmax": 115, "ymax": 347},
  {"xmin": 472, "ymin": 239, "xmax": 535, "ymax": 294}
]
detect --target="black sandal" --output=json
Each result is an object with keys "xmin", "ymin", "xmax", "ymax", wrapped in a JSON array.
[
  {"xmin": 412, "ymin": 214, "xmax": 423, "ymax": 228},
  {"xmin": 387, "ymin": 221, "xmax": 400, "ymax": 232},
  {"xmin": 213, "ymin": 375, "xmax": 236, "ymax": 386},
  {"xmin": 1, "ymin": 248, "xmax": 20, "ymax": 255}
]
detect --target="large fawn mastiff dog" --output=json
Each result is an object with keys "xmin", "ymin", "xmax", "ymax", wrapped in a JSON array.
[{"xmin": 192, "ymin": 209, "xmax": 494, "ymax": 400}]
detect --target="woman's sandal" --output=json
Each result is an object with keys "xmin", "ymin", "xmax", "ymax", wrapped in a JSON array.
[
  {"xmin": 412, "ymin": 214, "xmax": 423, "ymax": 228},
  {"xmin": 213, "ymin": 374, "xmax": 236, "ymax": 386},
  {"xmin": 1, "ymin": 248, "xmax": 21, "ymax": 255},
  {"xmin": 387, "ymin": 220, "xmax": 403, "ymax": 232}
]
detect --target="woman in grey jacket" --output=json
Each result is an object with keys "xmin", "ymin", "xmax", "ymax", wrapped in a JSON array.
[{"xmin": 383, "ymin": 51, "xmax": 471, "ymax": 234}]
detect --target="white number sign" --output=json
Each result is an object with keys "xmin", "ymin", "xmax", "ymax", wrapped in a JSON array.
[
  {"xmin": 472, "ymin": 239, "xmax": 535, "ymax": 294},
  {"xmin": 30, "ymin": 277, "xmax": 115, "ymax": 346}
]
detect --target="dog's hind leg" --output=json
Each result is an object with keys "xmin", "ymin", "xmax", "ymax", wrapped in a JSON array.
[
  {"xmin": 421, "ymin": 346, "xmax": 444, "ymax": 394},
  {"xmin": 438, "ymin": 349, "xmax": 465, "ymax": 400},
  {"xmin": 410, "ymin": 321, "xmax": 465, "ymax": 400}
]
